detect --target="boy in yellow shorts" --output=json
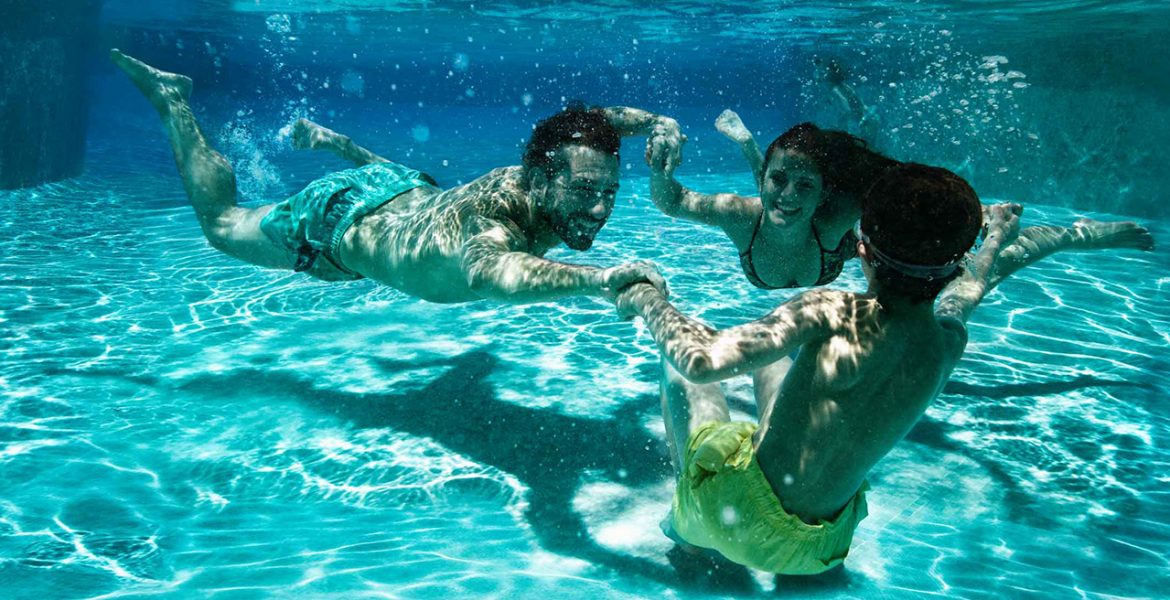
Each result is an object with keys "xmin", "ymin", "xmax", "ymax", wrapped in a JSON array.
[{"xmin": 617, "ymin": 164, "xmax": 1022, "ymax": 574}]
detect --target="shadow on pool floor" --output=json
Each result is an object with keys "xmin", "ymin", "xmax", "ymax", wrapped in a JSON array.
[
  {"xmin": 158, "ymin": 348, "xmax": 1157, "ymax": 595},
  {"xmin": 175, "ymin": 348, "xmax": 766, "ymax": 594}
]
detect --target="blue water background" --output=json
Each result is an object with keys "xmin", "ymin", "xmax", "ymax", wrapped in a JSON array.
[{"xmin": 2, "ymin": 1, "xmax": 1170, "ymax": 598}]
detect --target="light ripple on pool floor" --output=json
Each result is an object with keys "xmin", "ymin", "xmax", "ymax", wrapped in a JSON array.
[{"xmin": 1, "ymin": 149, "xmax": 1168, "ymax": 597}]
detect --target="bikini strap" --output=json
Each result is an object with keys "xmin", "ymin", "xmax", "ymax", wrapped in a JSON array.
[
  {"xmin": 811, "ymin": 221, "xmax": 828, "ymax": 251},
  {"xmin": 741, "ymin": 207, "xmax": 765, "ymax": 257},
  {"xmin": 740, "ymin": 207, "xmax": 795, "ymax": 289}
]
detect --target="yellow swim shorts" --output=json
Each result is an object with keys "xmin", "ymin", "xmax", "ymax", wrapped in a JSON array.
[{"xmin": 670, "ymin": 421, "xmax": 869, "ymax": 575}]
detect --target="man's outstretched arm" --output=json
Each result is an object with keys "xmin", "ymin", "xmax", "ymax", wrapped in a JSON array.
[
  {"xmin": 618, "ymin": 284, "xmax": 844, "ymax": 383},
  {"xmin": 461, "ymin": 218, "xmax": 665, "ymax": 304},
  {"xmin": 601, "ymin": 106, "xmax": 687, "ymax": 173},
  {"xmin": 601, "ymin": 106, "xmax": 678, "ymax": 137}
]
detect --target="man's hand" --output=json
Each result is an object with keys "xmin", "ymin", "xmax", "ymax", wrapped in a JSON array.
[
  {"xmin": 600, "ymin": 261, "xmax": 668, "ymax": 304},
  {"xmin": 645, "ymin": 118, "xmax": 684, "ymax": 176},
  {"xmin": 983, "ymin": 203, "xmax": 1022, "ymax": 247}
]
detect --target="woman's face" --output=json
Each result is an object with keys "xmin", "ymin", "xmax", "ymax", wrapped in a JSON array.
[{"xmin": 760, "ymin": 149, "xmax": 824, "ymax": 228}]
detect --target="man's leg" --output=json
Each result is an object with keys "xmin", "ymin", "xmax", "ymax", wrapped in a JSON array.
[
  {"xmin": 989, "ymin": 219, "xmax": 1154, "ymax": 290},
  {"xmin": 110, "ymin": 49, "xmax": 291, "ymax": 269},
  {"xmin": 289, "ymin": 118, "xmax": 390, "ymax": 167},
  {"xmin": 831, "ymin": 82, "xmax": 880, "ymax": 146}
]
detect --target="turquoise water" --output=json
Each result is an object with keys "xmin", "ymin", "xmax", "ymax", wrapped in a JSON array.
[{"xmin": 4, "ymin": 1, "xmax": 1170, "ymax": 598}]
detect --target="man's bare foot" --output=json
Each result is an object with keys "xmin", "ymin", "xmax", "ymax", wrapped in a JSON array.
[
  {"xmin": 714, "ymin": 109, "xmax": 752, "ymax": 145},
  {"xmin": 109, "ymin": 49, "xmax": 193, "ymax": 114},
  {"xmin": 1074, "ymin": 218, "xmax": 1155, "ymax": 251},
  {"xmin": 289, "ymin": 118, "xmax": 347, "ymax": 151}
]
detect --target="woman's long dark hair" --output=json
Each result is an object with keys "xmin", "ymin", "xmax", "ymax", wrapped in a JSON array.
[{"xmin": 763, "ymin": 122, "xmax": 899, "ymax": 204}]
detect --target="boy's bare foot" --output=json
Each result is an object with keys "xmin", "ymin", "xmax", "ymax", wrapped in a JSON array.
[
  {"xmin": 109, "ymin": 49, "xmax": 193, "ymax": 114},
  {"xmin": 984, "ymin": 202, "xmax": 1023, "ymax": 246},
  {"xmin": 289, "ymin": 118, "xmax": 348, "ymax": 151},
  {"xmin": 1074, "ymin": 218, "xmax": 1155, "ymax": 251},
  {"xmin": 714, "ymin": 109, "xmax": 752, "ymax": 145}
]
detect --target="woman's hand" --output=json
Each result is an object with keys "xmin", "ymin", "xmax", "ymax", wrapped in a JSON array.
[{"xmin": 646, "ymin": 118, "xmax": 684, "ymax": 176}]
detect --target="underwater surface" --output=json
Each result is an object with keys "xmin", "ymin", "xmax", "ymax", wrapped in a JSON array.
[{"xmin": 2, "ymin": 1, "xmax": 1169, "ymax": 598}]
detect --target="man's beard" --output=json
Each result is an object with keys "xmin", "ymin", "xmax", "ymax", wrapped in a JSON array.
[{"xmin": 554, "ymin": 214, "xmax": 603, "ymax": 251}]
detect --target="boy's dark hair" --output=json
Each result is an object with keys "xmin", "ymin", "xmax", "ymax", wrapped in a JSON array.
[
  {"xmin": 763, "ymin": 122, "xmax": 898, "ymax": 202},
  {"xmin": 860, "ymin": 163, "xmax": 983, "ymax": 303},
  {"xmin": 522, "ymin": 102, "xmax": 620, "ymax": 179}
]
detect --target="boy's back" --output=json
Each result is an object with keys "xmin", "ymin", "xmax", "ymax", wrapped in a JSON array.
[
  {"xmin": 757, "ymin": 288, "xmax": 968, "ymax": 522},
  {"xmin": 619, "ymin": 164, "xmax": 1015, "ymax": 575}
]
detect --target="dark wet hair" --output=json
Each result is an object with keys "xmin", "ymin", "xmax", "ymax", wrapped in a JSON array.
[
  {"xmin": 522, "ymin": 101, "xmax": 620, "ymax": 179},
  {"xmin": 763, "ymin": 122, "xmax": 898, "ymax": 203},
  {"xmin": 860, "ymin": 163, "xmax": 983, "ymax": 303}
]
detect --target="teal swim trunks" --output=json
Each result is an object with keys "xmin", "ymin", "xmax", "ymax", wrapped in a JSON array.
[{"xmin": 260, "ymin": 162, "xmax": 437, "ymax": 281}]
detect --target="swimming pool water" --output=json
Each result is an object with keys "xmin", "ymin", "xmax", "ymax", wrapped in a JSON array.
[
  {"xmin": 1, "ymin": 112, "xmax": 1167, "ymax": 597},
  {"xmin": 5, "ymin": 1, "xmax": 1170, "ymax": 597}
]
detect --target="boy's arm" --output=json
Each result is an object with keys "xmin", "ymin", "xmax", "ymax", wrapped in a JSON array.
[
  {"xmin": 618, "ymin": 284, "xmax": 843, "ymax": 383},
  {"xmin": 461, "ymin": 217, "xmax": 666, "ymax": 304},
  {"xmin": 935, "ymin": 203, "xmax": 1022, "ymax": 326}
]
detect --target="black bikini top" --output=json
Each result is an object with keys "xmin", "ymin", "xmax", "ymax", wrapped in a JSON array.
[{"xmin": 738, "ymin": 211, "xmax": 858, "ymax": 289}]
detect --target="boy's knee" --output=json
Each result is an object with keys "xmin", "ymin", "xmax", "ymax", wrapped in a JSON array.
[{"xmin": 662, "ymin": 359, "xmax": 687, "ymax": 382}]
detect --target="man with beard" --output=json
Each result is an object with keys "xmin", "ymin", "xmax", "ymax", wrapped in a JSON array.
[{"xmin": 112, "ymin": 49, "xmax": 677, "ymax": 304}]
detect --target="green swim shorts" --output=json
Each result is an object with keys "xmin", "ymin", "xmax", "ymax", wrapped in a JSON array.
[
  {"xmin": 260, "ymin": 162, "xmax": 437, "ymax": 281},
  {"xmin": 670, "ymin": 421, "xmax": 869, "ymax": 575}
]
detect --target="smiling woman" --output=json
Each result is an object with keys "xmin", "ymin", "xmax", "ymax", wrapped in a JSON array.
[
  {"xmin": 648, "ymin": 118, "xmax": 1152, "ymax": 291},
  {"xmin": 741, "ymin": 123, "xmax": 897, "ymax": 288},
  {"xmin": 648, "ymin": 120, "xmax": 898, "ymax": 289}
]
